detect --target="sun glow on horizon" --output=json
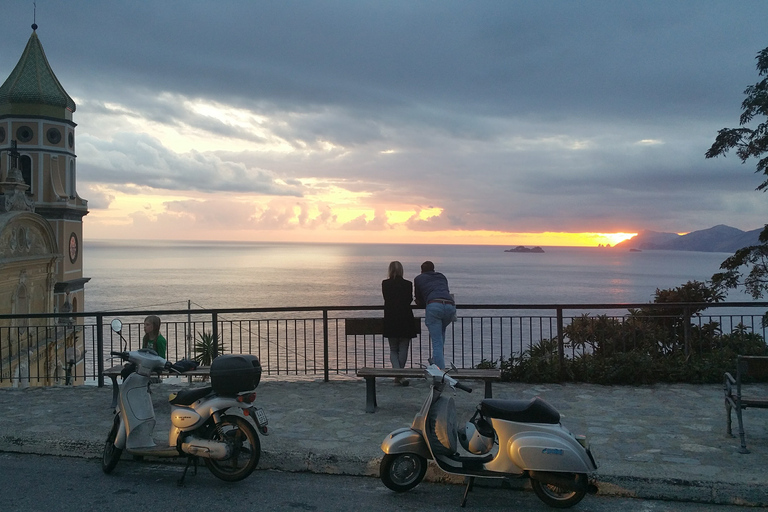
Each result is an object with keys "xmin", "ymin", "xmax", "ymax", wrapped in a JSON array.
[
  {"xmin": 595, "ymin": 232, "xmax": 638, "ymax": 246},
  {"xmin": 83, "ymin": 187, "xmax": 638, "ymax": 247}
]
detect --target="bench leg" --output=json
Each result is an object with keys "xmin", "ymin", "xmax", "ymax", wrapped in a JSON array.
[
  {"xmin": 365, "ymin": 376, "xmax": 378, "ymax": 413},
  {"xmin": 484, "ymin": 381, "xmax": 493, "ymax": 399},
  {"xmin": 725, "ymin": 398, "xmax": 733, "ymax": 437},
  {"xmin": 735, "ymin": 402, "xmax": 750, "ymax": 454}
]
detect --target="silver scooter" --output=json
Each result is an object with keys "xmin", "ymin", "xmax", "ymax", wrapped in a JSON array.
[
  {"xmin": 380, "ymin": 364, "xmax": 598, "ymax": 508},
  {"xmin": 102, "ymin": 319, "xmax": 268, "ymax": 485}
]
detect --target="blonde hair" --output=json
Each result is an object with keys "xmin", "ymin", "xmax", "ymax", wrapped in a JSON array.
[{"xmin": 387, "ymin": 261, "xmax": 404, "ymax": 279}]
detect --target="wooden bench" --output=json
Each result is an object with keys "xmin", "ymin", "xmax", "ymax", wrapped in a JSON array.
[
  {"xmin": 104, "ymin": 364, "xmax": 211, "ymax": 408},
  {"xmin": 724, "ymin": 355, "xmax": 768, "ymax": 453},
  {"xmin": 356, "ymin": 367, "xmax": 501, "ymax": 413}
]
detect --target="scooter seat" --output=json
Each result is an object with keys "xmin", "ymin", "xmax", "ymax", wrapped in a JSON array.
[
  {"xmin": 169, "ymin": 386, "xmax": 213, "ymax": 406},
  {"xmin": 480, "ymin": 397, "xmax": 560, "ymax": 424}
]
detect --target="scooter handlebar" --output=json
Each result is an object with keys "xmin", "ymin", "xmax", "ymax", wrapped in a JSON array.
[
  {"xmin": 454, "ymin": 381, "xmax": 473, "ymax": 393},
  {"xmin": 110, "ymin": 350, "xmax": 128, "ymax": 359}
]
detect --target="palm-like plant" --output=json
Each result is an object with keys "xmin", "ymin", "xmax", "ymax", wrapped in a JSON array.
[{"xmin": 194, "ymin": 330, "xmax": 221, "ymax": 366}]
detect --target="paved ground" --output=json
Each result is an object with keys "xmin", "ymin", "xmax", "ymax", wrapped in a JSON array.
[{"xmin": 0, "ymin": 375, "xmax": 767, "ymax": 506}]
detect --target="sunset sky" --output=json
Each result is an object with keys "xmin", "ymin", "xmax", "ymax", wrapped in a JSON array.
[{"xmin": 2, "ymin": 1, "xmax": 767, "ymax": 246}]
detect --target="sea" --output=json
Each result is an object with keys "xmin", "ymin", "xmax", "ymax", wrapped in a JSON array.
[{"xmin": 82, "ymin": 240, "xmax": 757, "ymax": 313}]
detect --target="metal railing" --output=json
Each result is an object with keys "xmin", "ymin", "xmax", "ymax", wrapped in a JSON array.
[{"xmin": 0, "ymin": 301, "xmax": 766, "ymax": 387}]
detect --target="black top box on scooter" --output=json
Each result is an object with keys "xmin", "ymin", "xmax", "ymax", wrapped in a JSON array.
[{"xmin": 210, "ymin": 354, "xmax": 262, "ymax": 395}]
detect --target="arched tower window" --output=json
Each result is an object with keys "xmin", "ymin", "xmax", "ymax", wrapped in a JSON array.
[{"xmin": 20, "ymin": 155, "xmax": 32, "ymax": 194}]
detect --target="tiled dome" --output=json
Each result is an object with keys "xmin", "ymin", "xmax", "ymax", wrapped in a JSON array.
[{"xmin": 0, "ymin": 28, "xmax": 76, "ymax": 113}]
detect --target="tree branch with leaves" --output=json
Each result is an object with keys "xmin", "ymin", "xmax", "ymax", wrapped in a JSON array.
[{"xmin": 706, "ymin": 46, "xmax": 768, "ymax": 298}]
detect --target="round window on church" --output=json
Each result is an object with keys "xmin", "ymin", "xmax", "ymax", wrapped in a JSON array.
[
  {"xmin": 16, "ymin": 126, "xmax": 33, "ymax": 143},
  {"xmin": 0, "ymin": 126, "xmax": 5, "ymax": 143},
  {"xmin": 69, "ymin": 233, "xmax": 79, "ymax": 264},
  {"xmin": 47, "ymin": 127, "xmax": 62, "ymax": 145}
]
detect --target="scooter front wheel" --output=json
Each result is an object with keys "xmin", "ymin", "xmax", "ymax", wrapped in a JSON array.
[
  {"xmin": 530, "ymin": 473, "xmax": 587, "ymax": 509},
  {"xmin": 204, "ymin": 415, "xmax": 261, "ymax": 482},
  {"xmin": 102, "ymin": 414, "xmax": 122, "ymax": 474},
  {"xmin": 380, "ymin": 453, "xmax": 427, "ymax": 492}
]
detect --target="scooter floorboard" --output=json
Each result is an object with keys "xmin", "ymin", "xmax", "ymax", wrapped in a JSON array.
[{"xmin": 127, "ymin": 446, "xmax": 179, "ymax": 458}]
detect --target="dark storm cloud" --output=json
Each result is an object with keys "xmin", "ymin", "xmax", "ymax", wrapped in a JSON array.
[{"xmin": 1, "ymin": 1, "xmax": 767, "ymax": 234}]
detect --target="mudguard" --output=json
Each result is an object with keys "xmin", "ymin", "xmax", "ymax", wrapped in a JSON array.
[
  {"xmin": 509, "ymin": 432, "xmax": 596, "ymax": 473},
  {"xmin": 114, "ymin": 414, "xmax": 126, "ymax": 449},
  {"xmin": 381, "ymin": 427, "xmax": 431, "ymax": 459}
]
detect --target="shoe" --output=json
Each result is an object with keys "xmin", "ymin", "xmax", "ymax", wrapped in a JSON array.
[
  {"xmin": 394, "ymin": 377, "xmax": 401, "ymax": 385},
  {"xmin": 400, "ymin": 378, "xmax": 409, "ymax": 387}
]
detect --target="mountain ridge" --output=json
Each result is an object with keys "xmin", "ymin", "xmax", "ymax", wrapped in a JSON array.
[{"xmin": 614, "ymin": 225, "xmax": 763, "ymax": 252}]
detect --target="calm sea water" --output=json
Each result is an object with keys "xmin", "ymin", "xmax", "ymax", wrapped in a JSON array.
[{"xmin": 82, "ymin": 240, "xmax": 749, "ymax": 312}]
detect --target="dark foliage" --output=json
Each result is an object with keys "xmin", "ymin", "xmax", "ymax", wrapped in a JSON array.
[
  {"xmin": 479, "ymin": 281, "xmax": 768, "ymax": 385},
  {"xmin": 706, "ymin": 46, "xmax": 768, "ymax": 299}
]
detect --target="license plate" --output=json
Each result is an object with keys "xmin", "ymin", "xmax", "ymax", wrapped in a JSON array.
[{"xmin": 253, "ymin": 407, "xmax": 268, "ymax": 426}]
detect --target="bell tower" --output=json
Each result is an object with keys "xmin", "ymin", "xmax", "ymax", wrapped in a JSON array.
[{"xmin": 0, "ymin": 24, "xmax": 89, "ymax": 315}]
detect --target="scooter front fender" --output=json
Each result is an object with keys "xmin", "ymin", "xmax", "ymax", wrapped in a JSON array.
[
  {"xmin": 381, "ymin": 427, "xmax": 431, "ymax": 459},
  {"xmin": 114, "ymin": 413, "xmax": 127, "ymax": 450}
]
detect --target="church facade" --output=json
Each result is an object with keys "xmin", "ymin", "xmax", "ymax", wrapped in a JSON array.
[{"xmin": 0, "ymin": 24, "xmax": 89, "ymax": 386}]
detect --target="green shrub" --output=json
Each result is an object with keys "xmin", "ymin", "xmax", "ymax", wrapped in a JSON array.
[
  {"xmin": 475, "ymin": 358, "xmax": 498, "ymax": 370},
  {"xmin": 496, "ymin": 324, "xmax": 768, "ymax": 385}
]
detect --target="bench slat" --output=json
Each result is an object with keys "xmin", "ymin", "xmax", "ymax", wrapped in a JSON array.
[
  {"xmin": 356, "ymin": 367, "xmax": 501, "ymax": 413},
  {"xmin": 344, "ymin": 317, "xmax": 422, "ymax": 336},
  {"xmin": 356, "ymin": 367, "xmax": 499, "ymax": 378},
  {"xmin": 740, "ymin": 398, "xmax": 768, "ymax": 408},
  {"xmin": 104, "ymin": 364, "xmax": 210, "ymax": 377},
  {"xmin": 103, "ymin": 364, "xmax": 211, "ymax": 408},
  {"xmin": 344, "ymin": 318, "xmax": 385, "ymax": 336}
]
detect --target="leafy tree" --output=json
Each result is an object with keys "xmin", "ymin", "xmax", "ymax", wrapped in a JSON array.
[
  {"xmin": 650, "ymin": 280, "xmax": 724, "ymax": 314},
  {"xmin": 706, "ymin": 47, "xmax": 768, "ymax": 298}
]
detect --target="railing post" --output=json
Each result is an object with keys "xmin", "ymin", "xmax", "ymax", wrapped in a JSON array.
[
  {"xmin": 323, "ymin": 308, "xmax": 329, "ymax": 382},
  {"xmin": 683, "ymin": 306, "xmax": 691, "ymax": 359},
  {"xmin": 557, "ymin": 308, "xmax": 565, "ymax": 380},
  {"xmin": 187, "ymin": 300, "xmax": 192, "ymax": 359},
  {"xmin": 212, "ymin": 312, "xmax": 219, "ymax": 359},
  {"xmin": 96, "ymin": 314, "xmax": 104, "ymax": 387}
]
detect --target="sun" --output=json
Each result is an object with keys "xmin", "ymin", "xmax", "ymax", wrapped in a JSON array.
[{"xmin": 598, "ymin": 233, "xmax": 637, "ymax": 246}]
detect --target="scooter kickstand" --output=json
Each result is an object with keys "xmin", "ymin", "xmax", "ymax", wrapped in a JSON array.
[
  {"xmin": 461, "ymin": 476, "xmax": 475, "ymax": 507},
  {"xmin": 178, "ymin": 456, "xmax": 199, "ymax": 487}
]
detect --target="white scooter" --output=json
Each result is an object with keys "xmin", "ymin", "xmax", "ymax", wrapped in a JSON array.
[
  {"xmin": 102, "ymin": 319, "xmax": 269, "ymax": 485},
  {"xmin": 380, "ymin": 364, "xmax": 598, "ymax": 508}
]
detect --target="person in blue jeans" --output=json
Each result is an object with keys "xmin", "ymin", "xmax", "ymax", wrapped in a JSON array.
[{"xmin": 414, "ymin": 261, "xmax": 455, "ymax": 369}]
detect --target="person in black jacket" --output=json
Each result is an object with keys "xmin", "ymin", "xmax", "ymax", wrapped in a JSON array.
[{"xmin": 382, "ymin": 261, "xmax": 419, "ymax": 385}]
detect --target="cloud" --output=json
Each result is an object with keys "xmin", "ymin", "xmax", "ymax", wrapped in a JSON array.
[
  {"xmin": 76, "ymin": 132, "xmax": 301, "ymax": 196},
  {"xmin": 340, "ymin": 209, "xmax": 389, "ymax": 231},
  {"xmin": 2, "ymin": 1, "xmax": 768, "ymax": 241}
]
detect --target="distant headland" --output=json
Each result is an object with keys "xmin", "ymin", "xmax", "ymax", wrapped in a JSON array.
[
  {"xmin": 505, "ymin": 246, "xmax": 545, "ymax": 253},
  {"xmin": 614, "ymin": 225, "xmax": 761, "ymax": 252}
]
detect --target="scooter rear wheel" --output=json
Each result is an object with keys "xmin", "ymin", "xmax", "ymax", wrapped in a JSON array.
[
  {"xmin": 102, "ymin": 414, "xmax": 122, "ymax": 474},
  {"xmin": 530, "ymin": 473, "xmax": 587, "ymax": 509},
  {"xmin": 204, "ymin": 415, "xmax": 261, "ymax": 482},
  {"xmin": 380, "ymin": 453, "xmax": 427, "ymax": 492}
]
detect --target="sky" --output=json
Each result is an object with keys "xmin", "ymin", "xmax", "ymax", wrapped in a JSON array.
[{"xmin": 2, "ymin": 1, "xmax": 768, "ymax": 247}]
